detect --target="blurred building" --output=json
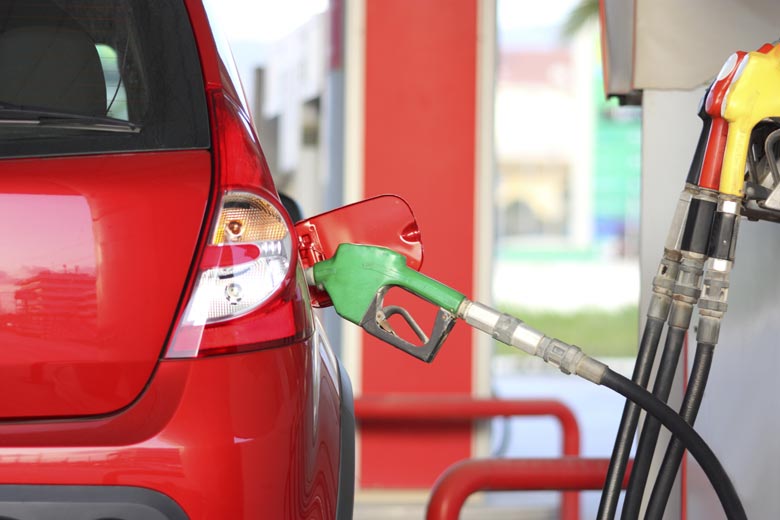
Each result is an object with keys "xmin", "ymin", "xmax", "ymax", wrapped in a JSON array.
[
  {"xmin": 496, "ymin": 46, "xmax": 594, "ymax": 252},
  {"xmin": 494, "ymin": 19, "xmax": 641, "ymax": 311},
  {"xmin": 496, "ymin": 27, "xmax": 640, "ymax": 262},
  {"xmin": 260, "ymin": 13, "xmax": 329, "ymax": 217},
  {"xmin": 229, "ymin": 12, "xmax": 333, "ymax": 222}
]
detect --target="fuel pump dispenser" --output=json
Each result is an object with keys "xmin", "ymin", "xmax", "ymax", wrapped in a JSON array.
[
  {"xmin": 606, "ymin": 45, "xmax": 777, "ymax": 520},
  {"xmin": 641, "ymin": 49, "xmax": 762, "ymax": 517},
  {"xmin": 302, "ymin": 42, "xmax": 780, "ymax": 520}
]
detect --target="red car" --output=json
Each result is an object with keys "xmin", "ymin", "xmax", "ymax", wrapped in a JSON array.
[{"xmin": 0, "ymin": 0, "xmax": 354, "ymax": 518}]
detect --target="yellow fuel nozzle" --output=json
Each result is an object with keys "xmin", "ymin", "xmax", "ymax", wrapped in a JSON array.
[{"xmin": 720, "ymin": 44, "xmax": 780, "ymax": 197}]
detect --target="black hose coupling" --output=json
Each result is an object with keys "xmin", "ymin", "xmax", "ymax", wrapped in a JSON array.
[
  {"xmin": 681, "ymin": 191, "xmax": 718, "ymax": 256},
  {"xmin": 697, "ymin": 197, "xmax": 740, "ymax": 345},
  {"xmin": 707, "ymin": 198, "xmax": 740, "ymax": 262},
  {"xmin": 649, "ymin": 254, "xmax": 679, "ymax": 321},
  {"xmin": 669, "ymin": 250, "xmax": 709, "ymax": 330}
]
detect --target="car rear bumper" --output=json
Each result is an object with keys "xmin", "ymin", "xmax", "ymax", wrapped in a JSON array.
[
  {"xmin": 0, "ymin": 485, "xmax": 187, "ymax": 520},
  {"xmin": 0, "ymin": 342, "xmax": 346, "ymax": 519}
]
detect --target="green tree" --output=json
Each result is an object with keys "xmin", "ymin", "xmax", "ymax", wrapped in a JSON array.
[{"xmin": 563, "ymin": 0, "xmax": 599, "ymax": 38}]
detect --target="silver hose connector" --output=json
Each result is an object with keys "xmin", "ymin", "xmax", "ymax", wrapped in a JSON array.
[{"xmin": 459, "ymin": 300, "xmax": 607, "ymax": 384}]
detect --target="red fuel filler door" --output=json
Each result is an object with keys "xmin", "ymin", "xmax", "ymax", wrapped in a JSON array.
[{"xmin": 295, "ymin": 194, "xmax": 424, "ymax": 307}]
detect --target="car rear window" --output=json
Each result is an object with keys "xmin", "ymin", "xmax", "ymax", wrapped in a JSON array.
[{"xmin": 0, "ymin": 0, "xmax": 210, "ymax": 158}]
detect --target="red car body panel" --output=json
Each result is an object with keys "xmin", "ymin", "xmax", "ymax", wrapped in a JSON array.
[
  {"xmin": 0, "ymin": 345, "xmax": 341, "ymax": 518},
  {"xmin": 0, "ymin": 151, "xmax": 210, "ymax": 418},
  {"xmin": 0, "ymin": 0, "xmax": 347, "ymax": 518}
]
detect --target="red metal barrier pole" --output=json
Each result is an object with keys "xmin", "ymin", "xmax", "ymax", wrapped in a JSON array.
[
  {"xmin": 354, "ymin": 397, "xmax": 579, "ymax": 455},
  {"xmin": 355, "ymin": 397, "xmax": 581, "ymax": 519},
  {"xmin": 425, "ymin": 457, "xmax": 633, "ymax": 520}
]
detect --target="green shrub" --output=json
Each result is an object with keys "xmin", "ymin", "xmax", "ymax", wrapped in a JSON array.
[{"xmin": 494, "ymin": 305, "xmax": 639, "ymax": 358}]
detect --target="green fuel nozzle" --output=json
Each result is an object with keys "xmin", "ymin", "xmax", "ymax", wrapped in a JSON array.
[
  {"xmin": 308, "ymin": 243, "xmax": 465, "ymax": 362},
  {"xmin": 307, "ymin": 243, "xmax": 607, "ymax": 383}
]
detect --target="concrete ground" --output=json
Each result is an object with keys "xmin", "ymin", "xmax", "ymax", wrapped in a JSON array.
[{"xmin": 354, "ymin": 492, "xmax": 556, "ymax": 519}]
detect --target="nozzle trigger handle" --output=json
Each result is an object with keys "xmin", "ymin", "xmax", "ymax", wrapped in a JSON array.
[{"xmin": 360, "ymin": 288, "xmax": 457, "ymax": 363}]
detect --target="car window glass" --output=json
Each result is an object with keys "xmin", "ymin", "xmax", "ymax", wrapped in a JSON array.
[
  {"xmin": 0, "ymin": 0, "xmax": 210, "ymax": 158},
  {"xmin": 97, "ymin": 44, "xmax": 129, "ymax": 121}
]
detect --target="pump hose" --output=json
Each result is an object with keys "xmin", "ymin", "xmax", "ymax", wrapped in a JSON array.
[
  {"xmin": 598, "ymin": 316, "xmax": 666, "ymax": 520},
  {"xmin": 644, "ymin": 342, "xmax": 715, "ymax": 519},
  {"xmin": 601, "ymin": 368, "xmax": 746, "ymax": 520},
  {"xmin": 621, "ymin": 326, "xmax": 687, "ymax": 519}
]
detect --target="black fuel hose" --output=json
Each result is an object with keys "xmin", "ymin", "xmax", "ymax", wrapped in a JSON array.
[
  {"xmin": 685, "ymin": 98, "xmax": 712, "ymax": 186},
  {"xmin": 601, "ymin": 368, "xmax": 746, "ymax": 520},
  {"xmin": 644, "ymin": 342, "xmax": 715, "ymax": 519},
  {"xmin": 598, "ymin": 316, "xmax": 665, "ymax": 520},
  {"xmin": 621, "ymin": 326, "xmax": 687, "ymax": 519}
]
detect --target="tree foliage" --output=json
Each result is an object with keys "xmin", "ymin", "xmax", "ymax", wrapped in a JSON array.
[{"xmin": 562, "ymin": 0, "xmax": 599, "ymax": 38}]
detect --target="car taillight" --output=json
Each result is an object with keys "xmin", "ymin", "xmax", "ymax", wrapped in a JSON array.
[
  {"xmin": 188, "ymin": 191, "xmax": 293, "ymax": 321},
  {"xmin": 165, "ymin": 91, "xmax": 312, "ymax": 358}
]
